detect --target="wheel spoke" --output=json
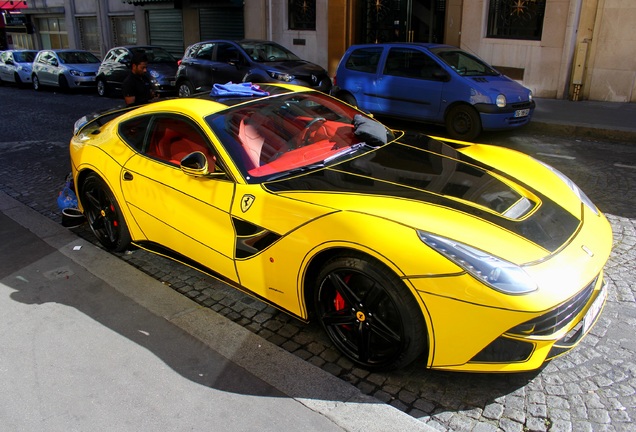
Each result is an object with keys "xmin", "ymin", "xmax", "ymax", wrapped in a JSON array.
[
  {"xmin": 369, "ymin": 316, "xmax": 402, "ymax": 344},
  {"xmin": 355, "ymin": 322, "xmax": 371, "ymax": 362},
  {"xmin": 321, "ymin": 309, "xmax": 356, "ymax": 327},
  {"xmin": 327, "ymin": 272, "xmax": 361, "ymax": 306}
]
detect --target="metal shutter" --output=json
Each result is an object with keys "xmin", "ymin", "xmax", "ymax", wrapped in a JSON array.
[
  {"xmin": 147, "ymin": 9, "xmax": 184, "ymax": 58},
  {"xmin": 199, "ymin": 7, "xmax": 244, "ymax": 41}
]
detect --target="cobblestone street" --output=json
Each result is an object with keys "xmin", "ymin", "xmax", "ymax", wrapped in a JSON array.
[{"xmin": 0, "ymin": 132, "xmax": 634, "ymax": 431}]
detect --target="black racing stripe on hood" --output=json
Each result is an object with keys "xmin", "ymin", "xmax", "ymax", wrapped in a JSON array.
[{"xmin": 265, "ymin": 138, "xmax": 579, "ymax": 252}]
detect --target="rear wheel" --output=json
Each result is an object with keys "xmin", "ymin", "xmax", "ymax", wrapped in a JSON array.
[
  {"xmin": 178, "ymin": 80, "xmax": 194, "ymax": 97},
  {"xmin": 314, "ymin": 252, "xmax": 427, "ymax": 371},
  {"xmin": 32, "ymin": 74, "xmax": 41, "ymax": 91},
  {"xmin": 80, "ymin": 173, "xmax": 131, "ymax": 252},
  {"xmin": 445, "ymin": 105, "xmax": 482, "ymax": 141}
]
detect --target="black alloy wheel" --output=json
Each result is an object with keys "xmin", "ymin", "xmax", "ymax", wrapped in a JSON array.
[
  {"xmin": 314, "ymin": 253, "xmax": 427, "ymax": 371},
  {"xmin": 80, "ymin": 173, "xmax": 131, "ymax": 252},
  {"xmin": 96, "ymin": 79, "xmax": 108, "ymax": 97},
  {"xmin": 178, "ymin": 80, "xmax": 194, "ymax": 97}
]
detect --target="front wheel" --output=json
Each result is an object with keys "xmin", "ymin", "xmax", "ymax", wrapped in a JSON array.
[
  {"xmin": 80, "ymin": 173, "xmax": 131, "ymax": 252},
  {"xmin": 314, "ymin": 253, "xmax": 427, "ymax": 371},
  {"xmin": 178, "ymin": 80, "xmax": 194, "ymax": 97},
  {"xmin": 340, "ymin": 93, "xmax": 357, "ymax": 108},
  {"xmin": 445, "ymin": 105, "xmax": 482, "ymax": 141},
  {"xmin": 96, "ymin": 79, "xmax": 108, "ymax": 97},
  {"xmin": 32, "ymin": 74, "xmax": 41, "ymax": 91}
]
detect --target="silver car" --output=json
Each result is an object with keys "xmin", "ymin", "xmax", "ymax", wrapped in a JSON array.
[
  {"xmin": 0, "ymin": 50, "xmax": 38, "ymax": 87},
  {"xmin": 32, "ymin": 49, "xmax": 101, "ymax": 91}
]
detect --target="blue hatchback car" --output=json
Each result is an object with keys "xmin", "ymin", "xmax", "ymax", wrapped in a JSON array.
[{"xmin": 332, "ymin": 43, "xmax": 535, "ymax": 140}]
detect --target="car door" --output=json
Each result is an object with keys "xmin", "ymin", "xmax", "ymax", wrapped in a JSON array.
[
  {"xmin": 103, "ymin": 48, "xmax": 131, "ymax": 89},
  {"xmin": 119, "ymin": 114, "xmax": 240, "ymax": 284},
  {"xmin": 210, "ymin": 42, "xmax": 247, "ymax": 85},
  {"xmin": 37, "ymin": 51, "xmax": 56, "ymax": 85},
  {"xmin": 182, "ymin": 42, "xmax": 216, "ymax": 90},
  {"xmin": 373, "ymin": 47, "xmax": 446, "ymax": 121}
]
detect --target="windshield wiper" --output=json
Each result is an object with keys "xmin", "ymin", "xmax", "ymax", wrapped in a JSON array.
[{"xmin": 266, "ymin": 162, "xmax": 325, "ymax": 181}]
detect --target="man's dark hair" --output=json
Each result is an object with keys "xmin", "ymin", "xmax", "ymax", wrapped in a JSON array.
[{"xmin": 131, "ymin": 51, "xmax": 149, "ymax": 66}]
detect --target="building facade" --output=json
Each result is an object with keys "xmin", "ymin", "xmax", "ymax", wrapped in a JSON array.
[{"xmin": 1, "ymin": 0, "xmax": 634, "ymax": 102}]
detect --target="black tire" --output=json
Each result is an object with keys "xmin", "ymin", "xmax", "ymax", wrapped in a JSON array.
[
  {"xmin": 178, "ymin": 80, "xmax": 194, "ymax": 97},
  {"xmin": 314, "ymin": 252, "xmax": 427, "ymax": 371},
  {"xmin": 32, "ymin": 74, "xmax": 41, "ymax": 91},
  {"xmin": 14, "ymin": 73, "xmax": 23, "ymax": 87},
  {"xmin": 96, "ymin": 78, "xmax": 108, "ymax": 97},
  {"xmin": 58, "ymin": 75, "xmax": 69, "ymax": 91},
  {"xmin": 445, "ymin": 104, "xmax": 482, "ymax": 141},
  {"xmin": 80, "ymin": 173, "xmax": 131, "ymax": 252}
]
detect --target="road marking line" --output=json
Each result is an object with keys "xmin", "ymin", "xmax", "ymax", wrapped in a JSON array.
[
  {"xmin": 614, "ymin": 163, "xmax": 636, "ymax": 169},
  {"xmin": 536, "ymin": 152, "xmax": 576, "ymax": 160}
]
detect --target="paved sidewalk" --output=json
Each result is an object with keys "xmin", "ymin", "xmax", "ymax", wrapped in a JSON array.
[
  {"xmin": 527, "ymin": 98, "xmax": 636, "ymax": 143},
  {"xmin": 0, "ymin": 191, "xmax": 432, "ymax": 432}
]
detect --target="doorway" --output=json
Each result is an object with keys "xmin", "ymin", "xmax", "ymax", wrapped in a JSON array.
[{"xmin": 358, "ymin": 0, "xmax": 446, "ymax": 44}]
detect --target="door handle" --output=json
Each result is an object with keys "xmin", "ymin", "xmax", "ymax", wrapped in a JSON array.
[{"xmin": 123, "ymin": 171, "xmax": 133, "ymax": 181}]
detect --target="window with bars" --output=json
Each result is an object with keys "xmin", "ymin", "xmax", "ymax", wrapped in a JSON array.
[
  {"xmin": 486, "ymin": 0, "xmax": 546, "ymax": 41},
  {"xmin": 111, "ymin": 16, "xmax": 137, "ymax": 46},
  {"xmin": 36, "ymin": 17, "xmax": 68, "ymax": 49},
  {"xmin": 77, "ymin": 17, "xmax": 100, "ymax": 54},
  {"xmin": 288, "ymin": 0, "xmax": 316, "ymax": 31}
]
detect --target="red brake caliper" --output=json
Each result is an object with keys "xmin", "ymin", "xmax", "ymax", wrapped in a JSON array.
[
  {"xmin": 333, "ymin": 275, "xmax": 351, "ymax": 329},
  {"xmin": 110, "ymin": 204, "xmax": 118, "ymax": 227}
]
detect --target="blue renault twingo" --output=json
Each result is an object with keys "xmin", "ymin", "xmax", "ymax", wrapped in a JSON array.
[{"xmin": 332, "ymin": 43, "xmax": 535, "ymax": 140}]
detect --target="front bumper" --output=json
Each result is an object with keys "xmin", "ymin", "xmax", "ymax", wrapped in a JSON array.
[{"xmin": 475, "ymin": 100, "xmax": 536, "ymax": 131}]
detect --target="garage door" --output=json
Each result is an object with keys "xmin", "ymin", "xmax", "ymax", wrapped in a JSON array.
[
  {"xmin": 199, "ymin": 6, "xmax": 244, "ymax": 40},
  {"xmin": 147, "ymin": 9, "xmax": 184, "ymax": 58}
]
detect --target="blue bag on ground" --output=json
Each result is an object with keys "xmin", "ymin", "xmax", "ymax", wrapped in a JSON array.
[{"xmin": 57, "ymin": 182, "xmax": 78, "ymax": 210}]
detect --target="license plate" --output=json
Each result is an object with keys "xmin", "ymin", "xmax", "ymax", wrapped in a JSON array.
[
  {"xmin": 582, "ymin": 285, "xmax": 607, "ymax": 334},
  {"xmin": 514, "ymin": 108, "xmax": 530, "ymax": 118}
]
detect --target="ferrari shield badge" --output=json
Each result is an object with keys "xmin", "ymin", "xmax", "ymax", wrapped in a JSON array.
[{"xmin": 241, "ymin": 194, "xmax": 255, "ymax": 213}]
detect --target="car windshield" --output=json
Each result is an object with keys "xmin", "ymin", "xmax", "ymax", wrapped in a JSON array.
[
  {"xmin": 239, "ymin": 41, "xmax": 301, "ymax": 62},
  {"xmin": 431, "ymin": 48, "xmax": 500, "ymax": 77},
  {"xmin": 206, "ymin": 92, "xmax": 394, "ymax": 183},
  {"xmin": 132, "ymin": 47, "xmax": 176, "ymax": 63},
  {"xmin": 58, "ymin": 51, "xmax": 101, "ymax": 64},
  {"xmin": 14, "ymin": 51, "xmax": 37, "ymax": 63}
]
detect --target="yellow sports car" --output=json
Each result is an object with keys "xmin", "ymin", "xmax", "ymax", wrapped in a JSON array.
[{"xmin": 70, "ymin": 84, "xmax": 612, "ymax": 372}]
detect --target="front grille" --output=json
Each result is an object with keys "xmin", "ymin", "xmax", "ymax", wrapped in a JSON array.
[
  {"xmin": 508, "ymin": 276, "xmax": 597, "ymax": 337},
  {"xmin": 510, "ymin": 101, "xmax": 533, "ymax": 110}
]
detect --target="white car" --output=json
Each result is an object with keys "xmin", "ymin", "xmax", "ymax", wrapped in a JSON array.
[
  {"xmin": 32, "ymin": 49, "xmax": 101, "ymax": 91},
  {"xmin": 0, "ymin": 50, "xmax": 38, "ymax": 87}
]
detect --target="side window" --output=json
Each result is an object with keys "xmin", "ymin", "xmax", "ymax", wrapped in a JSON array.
[
  {"xmin": 145, "ymin": 116, "xmax": 217, "ymax": 166},
  {"xmin": 103, "ymin": 50, "xmax": 116, "ymax": 62},
  {"xmin": 119, "ymin": 115, "xmax": 152, "ymax": 151},
  {"xmin": 194, "ymin": 43, "xmax": 215, "ymax": 61},
  {"xmin": 216, "ymin": 43, "xmax": 239, "ymax": 63},
  {"xmin": 345, "ymin": 48, "xmax": 383, "ymax": 73},
  {"xmin": 384, "ymin": 48, "xmax": 443, "ymax": 80}
]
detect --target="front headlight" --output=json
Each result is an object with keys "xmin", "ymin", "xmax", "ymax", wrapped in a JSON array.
[
  {"xmin": 536, "ymin": 160, "xmax": 599, "ymax": 215},
  {"xmin": 496, "ymin": 94, "xmax": 506, "ymax": 108},
  {"xmin": 267, "ymin": 70, "xmax": 294, "ymax": 82},
  {"xmin": 149, "ymin": 70, "xmax": 160, "ymax": 79},
  {"xmin": 528, "ymin": 91, "xmax": 533, "ymax": 102},
  {"xmin": 69, "ymin": 69, "xmax": 84, "ymax": 76},
  {"xmin": 418, "ymin": 231, "xmax": 538, "ymax": 295}
]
